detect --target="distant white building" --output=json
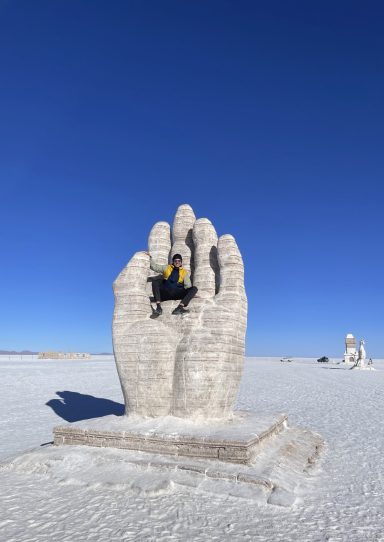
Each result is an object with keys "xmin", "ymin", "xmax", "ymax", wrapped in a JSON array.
[
  {"xmin": 343, "ymin": 334, "xmax": 357, "ymax": 363},
  {"xmin": 38, "ymin": 351, "xmax": 91, "ymax": 360}
]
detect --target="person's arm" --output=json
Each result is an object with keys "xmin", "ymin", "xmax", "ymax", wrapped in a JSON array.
[
  {"xmin": 184, "ymin": 272, "xmax": 192, "ymax": 289},
  {"xmin": 149, "ymin": 257, "xmax": 167, "ymax": 274}
]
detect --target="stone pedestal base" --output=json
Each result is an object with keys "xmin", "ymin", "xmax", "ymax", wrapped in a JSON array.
[
  {"xmin": 54, "ymin": 411, "xmax": 287, "ymax": 465},
  {"xmin": 52, "ymin": 411, "xmax": 324, "ymax": 505},
  {"xmin": 51, "ymin": 411, "xmax": 323, "ymax": 505}
]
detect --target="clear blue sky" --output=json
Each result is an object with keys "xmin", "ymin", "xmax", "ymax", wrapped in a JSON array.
[{"xmin": 1, "ymin": 1, "xmax": 383, "ymax": 356}]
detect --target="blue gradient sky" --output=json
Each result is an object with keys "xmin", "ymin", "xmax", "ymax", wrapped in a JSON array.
[{"xmin": 1, "ymin": 1, "xmax": 383, "ymax": 356}]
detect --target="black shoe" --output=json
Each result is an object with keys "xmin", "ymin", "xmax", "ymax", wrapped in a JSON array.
[
  {"xmin": 153, "ymin": 306, "xmax": 163, "ymax": 317},
  {"xmin": 172, "ymin": 305, "xmax": 189, "ymax": 315}
]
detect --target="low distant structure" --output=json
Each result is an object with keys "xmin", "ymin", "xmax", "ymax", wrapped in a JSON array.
[
  {"xmin": 343, "ymin": 333, "xmax": 357, "ymax": 363},
  {"xmin": 38, "ymin": 351, "xmax": 91, "ymax": 360}
]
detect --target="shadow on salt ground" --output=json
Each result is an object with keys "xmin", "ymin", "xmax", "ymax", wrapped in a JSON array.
[{"xmin": 46, "ymin": 391, "xmax": 125, "ymax": 422}]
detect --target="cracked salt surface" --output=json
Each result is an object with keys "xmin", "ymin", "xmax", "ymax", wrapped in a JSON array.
[{"xmin": 1, "ymin": 357, "xmax": 384, "ymax": 541}]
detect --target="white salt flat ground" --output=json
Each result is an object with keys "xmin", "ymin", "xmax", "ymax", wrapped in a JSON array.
[{"xmin": 1, "ymin": 356, "xmax": 384, "ymax": 541}]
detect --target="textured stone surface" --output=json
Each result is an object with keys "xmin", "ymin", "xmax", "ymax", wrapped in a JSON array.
[
  {"xmin": 112, "ymin": 204, "xmax": 247, "ymax": 418},
  {"xmin": 54, "ymin": 412, "xmax": 287, "ymax": 464}
]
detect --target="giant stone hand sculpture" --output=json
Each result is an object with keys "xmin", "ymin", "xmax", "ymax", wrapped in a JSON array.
[{"xmin": 113, "ymin": 204, "xmax": 247, "ymax": 419}]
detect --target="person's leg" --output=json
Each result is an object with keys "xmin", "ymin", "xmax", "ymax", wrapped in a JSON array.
[
  {"xmin": 172, "ymin": 287, "xmax": 198, "ymax": 314},
  {"xmin": 152, "ymin": 281, "xmax": 171, "ymax": 315},
  {"xmin": 151, "ymin": 279, "xmax": 162, "ymax": 304},
  {"xmin": 181, "ymin": 286, "xmax": 198, "ymax": 307},
  {"xmin": 159, "ymin": 285, "xmax": 173, "ymax": 302}
]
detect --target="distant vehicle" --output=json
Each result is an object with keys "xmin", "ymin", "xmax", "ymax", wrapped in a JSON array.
[
  {"xmin": 317, "ymin": 356, "xmax": 329, "ymax": 363},
  {"xmin": 280, "ymin": 357, "xmax": 293, "ymax": 362}
]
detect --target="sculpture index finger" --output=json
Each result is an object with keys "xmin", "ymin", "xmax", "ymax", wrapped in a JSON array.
[
  {"xmin": 147, "ymin": 221, "xmax": 171, "ymax": 298},
  {"xmin": 148, "ymin": 221, "xmax": 171, "ymax": 265}
]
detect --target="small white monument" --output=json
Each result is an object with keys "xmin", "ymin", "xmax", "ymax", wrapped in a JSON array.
[
  {"xmin": 355, "ymin": 339, "xmax": 366, "ymax": 368},
  {"xmin": 351, "ymin": 339, "xmax": 375, "ymax": 371},
  {"xmin": 343, "ymin": 333, "xmax": 357, "ymax": 363}
]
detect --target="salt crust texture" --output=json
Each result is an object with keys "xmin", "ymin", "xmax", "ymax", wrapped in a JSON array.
[
  {"xmin": 1, "ymin": 357, "xmax": 383, "ymax": 541},
  {"xmin": 112, "ymin": 204, "xmax": 247, "ymax": 419}
]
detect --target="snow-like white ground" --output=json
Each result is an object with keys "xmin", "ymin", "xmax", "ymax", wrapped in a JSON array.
[{"xmin": 1, "ymin": 357, "xmax": 384, "ymax": 541}]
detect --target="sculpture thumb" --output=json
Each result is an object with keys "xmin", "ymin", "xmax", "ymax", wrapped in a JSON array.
[{"xmin": 113, "ymin": 251, "xmax": 150, "ymax": 326}]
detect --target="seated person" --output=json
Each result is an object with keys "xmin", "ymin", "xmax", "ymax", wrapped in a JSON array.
[{"xmin": 149, "ymin": 253, "xmax": 198, "ymax": 316}]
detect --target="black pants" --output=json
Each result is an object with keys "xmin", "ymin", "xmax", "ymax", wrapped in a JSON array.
[{"xmin": 152, "ymin": 280, "xmax": 198, "ymax": 307}]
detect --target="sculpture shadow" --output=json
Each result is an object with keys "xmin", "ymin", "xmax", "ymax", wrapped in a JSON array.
[{"xmin": 46, "ymin": 391, "xmax": 125, "ymax": 422}]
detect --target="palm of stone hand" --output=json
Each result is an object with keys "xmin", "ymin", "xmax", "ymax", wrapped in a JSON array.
[{"xmin": 113, "ymin": 204, "xmax": 247, "ymax": 419}]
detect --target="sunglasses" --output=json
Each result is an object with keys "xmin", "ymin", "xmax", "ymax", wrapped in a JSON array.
[{"xmin": 173, "ymin": 259, "xmax": 182, "ymax": 263}]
